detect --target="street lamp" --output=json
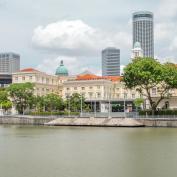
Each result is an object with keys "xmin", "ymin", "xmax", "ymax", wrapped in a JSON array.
[
  {"xmin": 108, "ymin": 91, "xmax": 111, "ymax": 119},
  {"xmin": 124, "ymin": 92, "xmax": 126, "ymax": 118},
  {"xmin": 66, "ymin": 95, "xmax": 71, "ymax": 117},
  {"xmin": 94, "ymin": 93, "xmax": 96, "ymax": 118},
  {"xmin": 80, "ymin": 94, "xmax": 83, "ymax": 117}
]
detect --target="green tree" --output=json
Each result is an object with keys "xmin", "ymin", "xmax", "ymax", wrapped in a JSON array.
[
  {"xmin": 123, "ymin": 58, "xmax": 177, "ymax": 114},
  {"xmin": 43, "ymin": 93, "xmax": 64, "ymax": 112},
  {"xmin": 0, "ymin": 90, "xmax": 12, "ymax": 111},
  {"xmin": 7, "ymin": 83, "xmax": 34, "ymax": 114},
  {"xmin": 67, "ymin": 93, "xmax": 88, "ymax": 112},
  {"xmin": 133, "ymin": 98, "xmax": 144, "ymax": 111},
  {"xmin": 33, "ymin": 96, "xmax": 45, "ymax": 112}
]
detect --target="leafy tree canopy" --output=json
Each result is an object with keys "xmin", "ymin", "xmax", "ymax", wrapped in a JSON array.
[
  {"xmin": 43, "ymin": 93, "xmax": 64, "ymax": 111},
  {"xmin": 123, "ymin": 57, "xmax": 177, "ymax": 113},
  {"xmin": 7, "ymin": 83, "xmax": 34, "ymax": 114},
  {"xmin": 0, "ymin": 90, "xmax": 12, "ymax": 111},
  {"xmin": 66, "ymin": 93, "xmax": 89, "ymax": 112}
]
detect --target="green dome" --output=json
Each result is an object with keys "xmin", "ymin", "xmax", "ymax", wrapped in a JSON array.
[
  {"xmin": 134, "ymin": 42, "xmax": 141, "ymax": 48},
  {"xmin": 55, "ymin": 60, "xmax": 69, "ymax": 76}
]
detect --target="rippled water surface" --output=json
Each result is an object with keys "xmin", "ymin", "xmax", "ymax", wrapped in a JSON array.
[{"xmin": 0, "ymin": 125, "xmax": 177, "ymax": 177}]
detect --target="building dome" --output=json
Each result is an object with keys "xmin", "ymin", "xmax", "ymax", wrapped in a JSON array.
[
  {"xmin": 55, "ymin": 60, "xmax": 69, "ymax": 76},
  {"xmin": 134, "ymin": 42, "xmax": 141, "ymax": 49}
]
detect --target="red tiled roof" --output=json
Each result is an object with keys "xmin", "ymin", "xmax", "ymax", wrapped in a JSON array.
[
  {"xmin": 19, "ymin": 68, "xmax": 40, "ymax": 73},
  {"xmin": 76, "ymin": 74, "xmax": 122, "ymax": 82}
]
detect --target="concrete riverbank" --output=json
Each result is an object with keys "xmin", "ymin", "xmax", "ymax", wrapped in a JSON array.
[
  {"xmin": 0, "ymin": 116, "xmax": 55, "ymax": 125},
  {"xmin": 1, "ymin": 116, "xmax": 177, "ymax": 127},
  {"xmin": 45, "ymin": 117, "xmax": 144, "ymax": 127}
]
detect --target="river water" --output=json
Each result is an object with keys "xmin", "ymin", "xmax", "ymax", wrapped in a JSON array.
[{"xmin": 0, "ymin": 125, "xmax": 177, "ymax": 177}]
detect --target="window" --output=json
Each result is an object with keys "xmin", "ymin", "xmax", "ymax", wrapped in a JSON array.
[
  {"xmin": 29, "ymin": 76, "xmax": 32, "ymax": 80},
  {"xmin": 67, "ymin": 88, "xmax": 70, "ymax": 91},
  {"xmin": 15, "ymin": 77, "xmax": 18, "ymax": 81},
  {"xmin": 97, "ymin": 86, "xmax": 100, "ymax": 89},
  {"xmin": 165, "ymin": 101, "xmax": 169, "ymax": 109},
  {"xmin": 81, "ymin": 93, "xmax": 85, "ymax": 97},
  {"xmin": 124, "ymin": 93, "xmax": 127, "ymax": 99},
  {"xmin": 74, "ymin": 87, "xmax": 77, "ymax": 90},
  {"xmin": 22, "ymin": 76, "xmax": 25, "ymax": 81},
  {"xmin": 89, "ymin": 86, "xmax": 93, "ymax": 89},
  {"xmin": 82, "ymin": 87, "xmax": 85, "ymax": 90},
  {"xmin": 132, "ymin": 94, "xmax": 135, "ymax": 99},
  {"xmin": 89, "ymin": 92, "xmax": 93, "ymax": 98},
  {"xmin": 97, "ymin": 92, "xmax": 101, "ymax": 98},
  {"xmin": 152, "ymin": 88, "xmax": 157, "ymax": 95}
]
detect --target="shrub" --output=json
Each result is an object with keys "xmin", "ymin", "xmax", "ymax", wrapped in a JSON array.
[
  {"xmin": 28, "ymin": 111, "xmax": 79, "ymax": 116},
  {"xmin": 139, "ymin": 109, "xmax": 177, "ymax": 115}
]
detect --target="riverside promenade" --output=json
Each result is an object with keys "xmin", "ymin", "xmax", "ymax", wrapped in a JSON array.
[{"xmin": 1, "ymin": 115, "xmax": 177, "ymax": 127}]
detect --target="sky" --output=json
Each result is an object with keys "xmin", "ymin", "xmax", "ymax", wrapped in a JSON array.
[{"xmin": 0, "ymin": 0, "xmax": 177, "ymax": 75}]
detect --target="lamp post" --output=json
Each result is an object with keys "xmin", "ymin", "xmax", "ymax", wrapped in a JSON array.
[
  {"xmin": 124, "ymin": 93, "xmax": 126, "ymax": 118},
  {"xmin": 67, "ymin": 95, "xmax": 71, "ymax": 117},
  {"xmin": 108, "ymin": 91, "xmax": 111, "ymax": 119},
  {"xmin": 94, "ymin": 93, "xmax": 96, "ymax": 118},
  {"xmin": 80, "ymin": 94, "xmax": 83, "ymax": 117}
]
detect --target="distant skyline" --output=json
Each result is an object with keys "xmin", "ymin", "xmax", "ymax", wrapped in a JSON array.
[{"xmin": 0, "ymin": 0, "xmax": 177, "ymax": 75}]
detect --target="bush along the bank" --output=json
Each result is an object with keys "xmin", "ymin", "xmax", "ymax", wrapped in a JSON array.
[
  {"xmin": 139, "ymin": 109, "xmax": 177, "ymax": 116},
  {"xmin": 29, "ymin": 111, "xmax": 80, "ymax": 116}
]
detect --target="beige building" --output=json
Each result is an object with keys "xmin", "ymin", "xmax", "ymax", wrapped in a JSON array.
[
  {"xmin": 12, "ymin": 68, "xmax": 59, "ymax": 96},
  {"xmin": 12, "ymin": 67, "xmax": 177, "ymax": 112},
  {"xmin": 62, "ymin": 74, "xmax": 141, "ymax": 112}
]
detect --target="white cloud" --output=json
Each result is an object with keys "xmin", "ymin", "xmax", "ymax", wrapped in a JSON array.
[
  {"xmin": 154, "ymin": 0, "xmax": 177, "ymax": 60},
  {"xmin": 157, "ymin": 0, "xmax": 177, "ymax": 19},
  {"xmin": 32, "ymin": 20, "xmax": 131, "ymax": 57},
  {"xmin": 170, "ymin": 37, "xmax": 177, "ymax": 51}
]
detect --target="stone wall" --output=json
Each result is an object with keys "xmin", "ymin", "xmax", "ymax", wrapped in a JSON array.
[
  {"xmin": 0, "ymin": 116, "xmax": 55, "ymax": 125},
  {"xmin": 1, "ymin": 116, "xmax": 177, "ymax": 127}
]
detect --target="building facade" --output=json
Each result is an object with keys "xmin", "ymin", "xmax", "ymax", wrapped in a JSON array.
[
  {"xmin": 133, "ymin": 11, "xmax": 154, "ymax": 58},
  {"xmin": 0, "ymin": 52, "xmax": 20, "ymax": 87},
  {"xmin": 62, "ymin": 74, "xmax": 141, "ymax": 112},
  {"xmin": 102, "ymin": 47, "xmax": 120, "ymax": 76},
  {"xmin": 12, "ymin": 68, "xmax": 59, "ymax": 96},
  {"xmin": 12, "ymin": 68, "xmax": 177, "ymax": 112},
  {"xmin": 131, "ymin": 42, "xmax": 143, "ymax": 59},
  {"xmin": 0, "ymin": 52, "xmax": 20, "ymax": 74}
]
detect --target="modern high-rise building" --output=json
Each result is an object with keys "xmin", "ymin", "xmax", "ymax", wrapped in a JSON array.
[
  {"xmin": 102, "ymin": 47, "xmax": 120, "ymax": 76},
  {"xmin": 133, "ymin": 11, "xmax": 154, "ymax": 58},
  {"xmin": 0, "ymin": 52, "xmax": 20, "ymax": 74},
  {"xmin": 0, "ymin": 52, "xmax": 20, "ymax": 87}
]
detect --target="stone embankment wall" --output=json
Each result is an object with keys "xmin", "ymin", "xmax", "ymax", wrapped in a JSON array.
[
  {"xmin": 1, "ymin": 116, "xmax": 177, "ymax": 127},
  {"xmin": 137, "ymin": 118, "xmax": 177, "ymax": 127},
  {"xmin": 0, "ymin": 116, "xmax": 55, "ymax": 125}
]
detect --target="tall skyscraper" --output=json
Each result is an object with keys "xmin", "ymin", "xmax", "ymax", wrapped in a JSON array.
[
  {"xmin": 0, "ymin": 52, "xmax": 20, "ymax": 87},
  {"xmin": 102, "ymin": 47, "xmax": 120, "ymax": 76},
  {"xmin": 0, "ymin": 52, "xmax": 20, "ymax": 74},
  {"xmin": 133, "ymin": 11, "xmax": 154, "ymax": 58}
]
